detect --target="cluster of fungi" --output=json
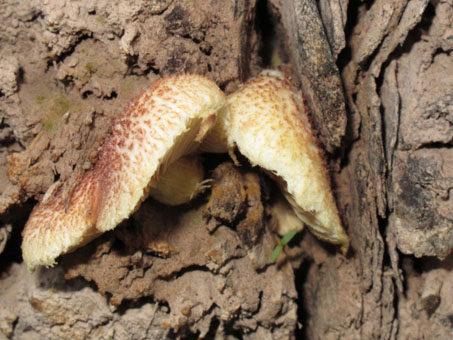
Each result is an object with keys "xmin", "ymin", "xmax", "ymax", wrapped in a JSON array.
[{"xmin": 22, "ymin": 71, "xmax": 348, "ymax": 271}]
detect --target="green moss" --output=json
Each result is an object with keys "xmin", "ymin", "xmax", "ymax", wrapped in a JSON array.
[
  {"xmin": 85, "ymin": 62, "xmax": 97, "ymax": 74},
  {"xmin": 51, "ymin": 95, "xmax": 71, "ymax": 117},
  {"xmin": 42, "ymin": 115, "xmax": 58, "ymax": 132},
  {"xmin": 85, "ymin": 60, "xmax": 112, "ymax": 78},
  {"xmin": 213, "ymin": 229, "xmax": 223, "ymax": 238},
  {"xmin": 96, "ymin": 16, "xmax": 106, "ymax": 25},
  {"xmin": 41, "ymin": 94, "xmax": 72, "ymax": 133},
  {"xmin": 35, "ymin": 94, "xmax": 47, "ymax": 103}
]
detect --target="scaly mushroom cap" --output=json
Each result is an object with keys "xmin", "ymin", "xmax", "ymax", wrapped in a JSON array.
[
  {"xmin": 224, "ymin": 73, "xmax": 349, "ymax": 253},
  {"xmin": 22, "ymin": 74, "xmax": 225, "ymax": 271}
]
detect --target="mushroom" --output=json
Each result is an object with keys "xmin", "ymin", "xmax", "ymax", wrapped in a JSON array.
[
  {"xmin": 22, "ymin": 71, "xmax": 349, "ymax": 271},
  {"xmin": 22, "ymin": 74, "xmax": 226, "ymax": 271},
  {"xmin": 149, "ymin": 154, "xmax": 210, "ymax": 206},
  {"xmin": 269, "ymin": 192, "xmax": 304, "ymax": 236},
  {"xmin": 203, "ymin": 71, "xmax": 349, "ymax": 253}
]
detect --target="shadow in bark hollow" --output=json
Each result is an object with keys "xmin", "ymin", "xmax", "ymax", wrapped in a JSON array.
[
  {"xmin": 255, "ymin": 0, "xmax": 275, "ymax": 67},
  {"xmin": 45, "ymin": 34, "xmax": 93, "ymax": 70},
  {"xmin": 294, "ymin": 257, "xmax": 313, "ymax": 340},
  {"xmin": 376, "ymin": 3, "xmax": 436, "ymax": 95},
  {"xmin": 336, "ymin": 0, "xmax": 360, "ymax": 73},
  {"xmin": 0, "ymin": 200, "xmax": 34, "ymax": 273},
  {"xmin": 401, "ymin": 2, "xmax": 436, "ymax": 56},
  {"xmin": 114, "ymin": 295, "xmax": 171, "ymax": 316}
]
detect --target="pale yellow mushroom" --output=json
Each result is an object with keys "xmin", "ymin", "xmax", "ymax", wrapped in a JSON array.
[
  {"xmin": 199, "ymin": 105, "xmax": 229, "ymax": 154},
  {"xmin": 21, "ymin": 74, "xmax": 225, "ymax": 271},
  {"xmin": 204, "ymin": 71, "xmax": 349, "ymax": 254},
  {"xmin": 270, "ymin": 193, "xmax": 305, "ymax": 236},
  {"xmin": 149, "ymin": 154, "xmax": 210, "ymax": 206}
]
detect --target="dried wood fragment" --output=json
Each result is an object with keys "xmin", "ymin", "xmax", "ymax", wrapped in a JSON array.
[{"xmin": 282, "ymin": 0, "xmax": 347, "ymax": 152}]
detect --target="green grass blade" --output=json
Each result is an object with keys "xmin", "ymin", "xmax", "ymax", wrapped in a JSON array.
[
  {"xmin": 270, "ymin": 244, "xmax": 283, "ymax": 262},
  {"xmin": 281, "ymin": 229, "xmax": 298, "ymax": 246}
]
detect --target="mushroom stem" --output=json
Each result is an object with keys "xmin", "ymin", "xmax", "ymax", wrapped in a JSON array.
[
  {"xmin": 270, "ymin": 193, "xmax": 304, "ymax": 236},
  {"xmin": 149, "ymin": 154, "xmax": 208, "ymax": 206}
]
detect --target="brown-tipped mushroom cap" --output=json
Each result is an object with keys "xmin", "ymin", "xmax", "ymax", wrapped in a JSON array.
[
  {"xmin": 22, "ymin": 74, "xmax": 225, "ymax": 271},
  {"xmin": 225, "ymin": 73, "xmax": 349, "ymax": 253}
]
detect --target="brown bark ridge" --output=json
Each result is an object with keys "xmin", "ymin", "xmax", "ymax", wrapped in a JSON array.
[
  {"xmin": 1, "ymin": 0, "xmax": 453, "ymax": 339},
  {"xmin": 282, "ymin": 0, "xmax": 347, "ymax": 153}
]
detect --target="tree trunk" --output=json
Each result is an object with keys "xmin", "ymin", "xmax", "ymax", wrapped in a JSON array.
[{"xmin": 1, "ymin": 0, "xmax": 452, "ymax": 339}]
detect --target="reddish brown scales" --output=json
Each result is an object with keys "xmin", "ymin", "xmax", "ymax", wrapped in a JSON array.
[{"xmin": 22, "ymin": 74, "xmax": 226, "ymax": 271}]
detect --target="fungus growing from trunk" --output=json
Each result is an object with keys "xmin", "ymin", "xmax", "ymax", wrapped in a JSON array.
[
  {"xmin": 22, "ymin": 71, "xmax": 348, "ymax": 272},
  {"xmin": 203, "ymin": 72, "xmax": 349, "ymax": 254},
  {"xmin": 22, "ymin": 74, "xmax": 226, "ymax": 271}
]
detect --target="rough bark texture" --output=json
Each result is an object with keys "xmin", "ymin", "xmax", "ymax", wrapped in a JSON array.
[
  {"xmin": 1, "ymin": 0, "xmax": 453, "ymax": 339},
  {"xmin": 282, "ymin": 0, "xmax": 347, "ymax": 152}
]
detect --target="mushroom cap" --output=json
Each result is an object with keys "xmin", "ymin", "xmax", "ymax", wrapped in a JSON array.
[
  {"xmin": 22, "ymin": 74, "xmax": 225, "ymax": 271},
  {"xmin": 225, "ymin": 73, "xmax": 349, "ymax": 253}
]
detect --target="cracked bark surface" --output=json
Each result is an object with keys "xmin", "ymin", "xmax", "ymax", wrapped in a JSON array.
[{"xmin": 1, "ymin": 0, "xmax": 453, "ymax": 339}]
